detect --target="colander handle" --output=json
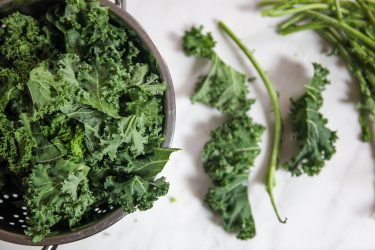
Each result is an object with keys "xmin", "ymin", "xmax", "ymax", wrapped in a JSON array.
[
  {"xmin": 115, "ymin": 0, "xmax": 127, "ymax": 10},
  {"xmin": 41, "ymin": 245, "xmax": 58, "ymax": 250}
]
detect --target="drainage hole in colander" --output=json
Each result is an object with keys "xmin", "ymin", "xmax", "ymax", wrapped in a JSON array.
[
  {"xmin": 23, "ymin": 212, "xmax": 27, "ymax": 216},
  {"xmin": 0, "ymin": 216, "xmax": 3, "ymax": 220},
  {"xmin": 19, "ymin": 219, "xmax": 24, "ymax": 223},
  {"xmin": 9, "ymin": 222, "xmax": 15, "ymax": 226},
  {"xmin": 0, "ymin": 199, "xmax": 3, "ymax": 204},
  {"xmin": 3, "ymin": 194, "xmax": 9, "ymax": 199},
  {"xmin": 21, "ymin": 206, "xmax": 27, "ymax": 210},
  {"xmin": 12, "ymin": 193, "xmax": 18, "ymax": 198},
  {"xmin": 13, "ymin": 214, "xmax": 19, "ymax": 218}
]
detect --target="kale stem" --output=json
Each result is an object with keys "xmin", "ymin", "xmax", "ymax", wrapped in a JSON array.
[
  {"xmin": 307, "ymin": 10, "xmax": 375, "ymax": 49},
  {"xmin": 218, "ymin": 20, "xmax": 287, "ymax": 224},
  {"xmin": 334, "ymin": 0, "xmax": 343, "ymax": 21},
  {"xmin": 279, "ymin": 22, "xmax": 326, "ymax": 35},
  {"xmin": 261, "ymin": 3, "xmax": 329, "ymax": 17},
  {"xmin": 278, "ymin": 13, "xmax": 306, "ymax": 30}
]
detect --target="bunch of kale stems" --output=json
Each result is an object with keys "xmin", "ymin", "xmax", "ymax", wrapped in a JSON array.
[
  {"xmin": 183, "ymin": 0, "xmax": 374, "ymax": 240},
  {"xmin": 0, "ymin": 0, "xmax": 176, "ymax": 242}
]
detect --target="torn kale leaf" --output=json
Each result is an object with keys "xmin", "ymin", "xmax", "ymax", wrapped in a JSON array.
[
  {"xmin": 183, "ymin": 26, "xmax": 254, "ymax": 116},
  {"xmin": 286, "ymin": 63, "xmax": 337, "ymax": 176}
]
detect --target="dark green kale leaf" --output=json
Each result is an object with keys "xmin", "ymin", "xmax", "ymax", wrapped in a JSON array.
[
  {"xmin": 286, "ymin": 63, "xmax": 337, "ymax": 176},
  {"xmin": 27, "ymin": 63, "xmax": 66, "ymax": 116},
  {"xmin": 183, "ymin": 26, "xmax": 254, "ymax": 116},
  {"xmin": 25, "ymin": 159, "xmax": 94, "ymax": 242},
  {"xmin": 203, "ymin": 116, "xmax": 264, "ymax": 240},
  {"xmin": 46, "ymin": 0, "xmax": 127, "ymax": 60},
  {"xmin": 183, "ymin": 26, "xmax": 216, "ymax": 58},
  {"xmin": 0, "ymin": 113, "xmax": 37, "ymax": 174}
]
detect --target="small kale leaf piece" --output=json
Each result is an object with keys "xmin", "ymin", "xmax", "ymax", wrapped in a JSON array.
[
  {"xmin": 286, "ymin": 63, "xmax": 338, "ymax": 176},
  {"xmin": 25, "ymin": 159, "xmax": 94, "ymax": 242},
  {"xmin": 183, "ymin": 26, "xmax": 216, "ymax": 58},
  {"xmin": 0, "ymin": 12, "xmax": 51, "ymax": 62},
  {"xmin": 203, "ymin": 116, "xmax": 265, "ymax": 182},
  {"xmin": 203, "ymin": 116, "xmax": 264, "ymax": 240},
  {"xmin": 183, "ymin": 26, "xmax": 254, "ymax": 115},
  {"xmin": 206, "ymin": 174, "xmax": 256, "ymax": 240}
]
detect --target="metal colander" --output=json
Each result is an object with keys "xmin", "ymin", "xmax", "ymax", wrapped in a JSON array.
[{"xmin": 0, "ymin": 0, "xmax": 176, "ymax": 249}]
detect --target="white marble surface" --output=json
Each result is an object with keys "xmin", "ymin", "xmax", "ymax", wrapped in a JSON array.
[{"xmin": 2, "ymin": 0, "xmax": 375, "ymax": 249}]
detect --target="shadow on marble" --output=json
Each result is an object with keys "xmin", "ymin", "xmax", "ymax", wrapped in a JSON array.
[
  {"xmin": 175, "ymin": 58, "xmax": 208, "ymax": 99},
  {"xmin": 167, "ymin": 30, "xmax": 209, "ymax": 99},
  {"xmin": 238, "ymin": 1, "xmax": 258, "ymax": 12},
  {"xmin": 184, "ymin": 114, "xmax": 224, "ymax": 199},
  {"xmin": 167, "ymin": 31, "xmax": 183, "ymax": 52}
]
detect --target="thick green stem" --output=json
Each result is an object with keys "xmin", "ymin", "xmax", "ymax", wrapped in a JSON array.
[
  {"xmin": 218, "ymin": 20, "xmax": 287, "ymax": 224},
  {"xmin": 334, "ymin": 0, "xmax": 343, "ymax": 21},
  {"xmin": 262, "ymin": 3, "xmax": 329, "ymax": 17},
  {"xmin": 307, "ymin": 10, "xmax": 375, "ymax": 49},
  {"xmin": 279, "ymin": 22, "xmax": 326, "ymax": 35},
  {"xmin": 278, "ymin": 13, "xmax": 307, "ymax": 30}
]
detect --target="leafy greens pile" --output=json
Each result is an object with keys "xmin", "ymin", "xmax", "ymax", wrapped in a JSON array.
[
  {"xmin": 184, "ymin": 21, "xmax": 338, "ymax": 240},
  {"xmin": 0, "ymin": 0, "xmax": 175, "ymax": 242},
  {"xmin": 183, "ymin": 26, "xmax": 264, "ymax": 239},
  {"xmin": 260, "ymin": 0, "xmax": 375, "ymax": 142}
]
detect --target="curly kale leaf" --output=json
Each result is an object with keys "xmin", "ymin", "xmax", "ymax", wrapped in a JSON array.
[
  {"xmin": 183, "ymin": 26, "xmax": 254, "ymax": 115},
  {"xmin": 206, "ymin": 174, "xmax": 256, "ymax": 240},
  {"xmin": 183, "ymin": 26, "xmax": 216, "ymax": 58},
  {"xmin": 87, "ymin": 147, "xmax": 176, "ymax": 212},
  {"xmin": 203, "ymin": 116, "xmax": 264, "ymax": 240},
  {"xmin": 0, "ymin": 67, "xmax": 23, "ymax": 112},
  {"xmin": 0, "ymin": 12, "xmax": 53, "ymax": 80},
  {"xmin": 27, "ymin": 63, "xmax": 66, "ymax": 116},
  {"xmin": 46, "ymin": 0, "xmax": 127, "ymax": 59},
  {"xmin": 203, "ymin": 116, "xmax": 265, "ymax": 182},
  {"xmin": 25, "ymin": 159, "xmax": 94, "ymax": 242},
  {"xmin": 286, "ymin": 63, "xmax": 337, "ymax": 176},
  {"xmin": 0, "ymin": 113, "xmax": 37, "ymax": 174}
]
